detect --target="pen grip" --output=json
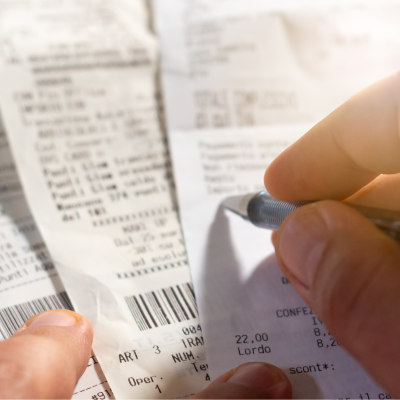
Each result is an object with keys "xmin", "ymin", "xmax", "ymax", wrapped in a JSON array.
[
  {"xmin": 247, "ymin": 192, "xmax": 309, "ymax": 230},
  {"xmin": 248, "ymin": 191, "xmax": 400, "ymax": 242}
]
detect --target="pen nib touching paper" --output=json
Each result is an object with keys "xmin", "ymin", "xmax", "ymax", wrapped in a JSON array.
[{"xmin": 222, "ymin": 193, "xmax": 255, "ymax": 219}]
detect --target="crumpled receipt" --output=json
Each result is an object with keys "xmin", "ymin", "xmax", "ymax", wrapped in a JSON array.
[{"xmin": 0, "ymin": 0, "xmax": 208, "ymax": 398}]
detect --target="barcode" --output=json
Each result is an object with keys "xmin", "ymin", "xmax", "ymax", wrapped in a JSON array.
[
  {"xmin": 0, "ymin": 291, "xmax": 73, "ymax": 339},
  {"xmin": 125, "ymin": 282, "xmax": 198, "ymax": 331}
]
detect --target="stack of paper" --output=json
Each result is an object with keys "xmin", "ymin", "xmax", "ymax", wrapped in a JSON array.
[{"xmin": 0, "ymin": 0, "xmax": 399, "ymax": 398}]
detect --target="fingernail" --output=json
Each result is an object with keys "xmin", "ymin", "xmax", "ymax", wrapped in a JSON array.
[
  {"xmin": 28, "ymin": 310, "xmax": 78, "ymax": 328},
  {"xmin": 228, "ymin": 363, "xmax": 286, "ymax": 390},
  {"xmin": 278, "ymin": 206, "xmax": 329, "ymax": 288}
]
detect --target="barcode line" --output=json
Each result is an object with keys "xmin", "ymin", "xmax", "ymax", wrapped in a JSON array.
[
  {"xmin": 184, "ymin": 283, "xmax": 198, "ymax": 313},
  {"xmin": 158, "ymin": 289, "xmax": 176, "ymax": 324},
  {"xmin": 125, "ymin": 282, "xmax": 198, "ymax": 331},
  {"xmin": 171, "ymin": 287, "xmax": 188, "ymax": 320},
  {"xmin": 170, "ymin": 287, "xmax": 187, "ymax": 322},
  {"xmin": 176, "ymin": 285, "xmax": 196, "ymax": 319},
  {"xmin": 139, "ymin": 294, "xmax": 157, "ymax": 328},
  {"xmin": 133, "ymin": 297, "xmax": 148, "ymax": 331},
  {"xmin": 134, "ymin": 296, "xmax": 151, "ymax": 330},
  {"xmin": 186, "ymin": 282, "xmax": 196, "ymax": 301},
  {"xmin": 145, "ymin": 294, "xmax": 162, "ymax": 325},
  {"xmin": 17, "ymin": 305, "xmax": 30, "ymax": 323},
  {"xmin": 163, "ymin": 288, "xmax": 181, "ymax": 322},
  {"xmin": 2, "ymin": 309, "xmax": 19, "ymax": 334},
  {"xmin": 154, "ymin": 292, "xmax": 170, "ymax": 324},
  {"xmin": 147, "ymin": 292, "xmax": 169, "ymax": 325},
  {"xmin": 0, "ymin": 292, "xmax": 73, "ymax": 339},
  {"xmin": 126, "ymin": 296, "xmax": 147, "ymax": 331}
]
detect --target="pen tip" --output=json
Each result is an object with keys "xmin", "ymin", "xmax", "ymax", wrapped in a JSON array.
[{"xmin": 223, "ymin": 193, "xmax": 255, "ymax": 219}]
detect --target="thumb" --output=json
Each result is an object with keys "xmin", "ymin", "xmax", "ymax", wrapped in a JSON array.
[
  {"xmin": 192, "ymin": 362, "xmax": 292, "ymax": 399},
  {"xmin": 273, "ymin": 200, "xmax": 400, "ymax": 397},
  {"xmin": 0, "ymin": 309, "xmax": 93, "ymax": 399}
]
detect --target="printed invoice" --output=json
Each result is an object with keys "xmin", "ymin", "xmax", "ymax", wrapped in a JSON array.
[
  {"xmin": 156, "ymin": 0, "xmax": 400, "ymax": 130},
  {"xmin": 0, "ymin": 1, "xmax": 207, "ymax": 398},
  {"xmin": 155, "ymin": 0, "xmax": 400, "ymax": 397},
  {"xmin": 169, "ymin": 126, "xmax": 386, "ymax": 398}
]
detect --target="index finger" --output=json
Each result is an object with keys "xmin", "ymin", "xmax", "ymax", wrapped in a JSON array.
[{"xmin": 265, "ymin": 73, "xmax": 400, "ymax": 201}]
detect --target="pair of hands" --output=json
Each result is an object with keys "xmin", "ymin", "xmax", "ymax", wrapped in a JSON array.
[{"xmin": 2, "ymin": 74, "xmax": 400, "ymax": 399}]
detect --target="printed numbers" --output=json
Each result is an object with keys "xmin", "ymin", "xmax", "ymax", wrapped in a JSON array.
[
  {"xmin": 182, "ymin": 325, "xmax": 202, "ymax": 335},
  {"xmin": 91, "ymin": 389, "xmax": 113, "ymax": 399},
  {"xmin": 316, "ymin": 338, "xmax": 340, "ymax": 348},
  {"xmin": 312, "ymin": 317, "xmax": 340, "ymax": 348},
  {"xmin": 235, "ymin": 335, "xmax": 248, "ymax": 344},
  {"xmin": 153, "ymin": 345, "xmax": 161, "ymax": 354},
  {"xmin": 155, "ymin": 385, "xmax": 162, "ymax": 393},
  {"xmin": 330, "ymin": 338, "xmax": 340, "ymax": 347},
  {"xmin": 236, "ymin": 333, "xmax": 268, "ymax": 343},
  {"xmin": 255, "ymin": 333, "xmax": 268, "ymax": 342}
]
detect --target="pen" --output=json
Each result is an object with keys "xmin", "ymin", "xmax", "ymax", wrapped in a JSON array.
[{"xmin": 223, "ymin": 191, "xmax": 400, "ymax": 243}]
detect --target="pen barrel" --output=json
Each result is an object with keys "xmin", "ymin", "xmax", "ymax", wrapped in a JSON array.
[
  {"xmin": 247, "ymin": 191, "xmax": 310, "ymax": 230},
  {"xmin": 247, "ymin": 191, "xmax": 400, "ymax": 243}
]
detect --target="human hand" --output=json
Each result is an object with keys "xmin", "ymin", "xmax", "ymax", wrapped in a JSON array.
[
  {"xmin": 264, "ymin": 73, "xmax": 400, "ymax": 397},
  {"xmin": 2, "ymin": 313, "xmax": 291, "ymax": 400},
  {"xmin": 0, "ymin": 309, "xmax": 93, "ymax": 399},
  {"xmin": 192, "ymin": 362, "xmax": 292, "ymax": 399}
]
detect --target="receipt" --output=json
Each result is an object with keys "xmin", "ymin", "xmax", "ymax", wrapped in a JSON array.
[
  {"xmin": 0, "ymin": 1, "xmax": 207, "ymax": 398},
  {"xmin": 169, "ymin": 126, "xmax": 386, "ymax": 398},
  {"xmin": 155, "ymin": 0, "xmax": 400, "ymax": 398},
  {"xmin": 155, "ymin": 0, "xmax": 400, "ymax": 130},
  {"xmin": 0, "ymin": 120, "xmax": 112, "ymax": 399}
]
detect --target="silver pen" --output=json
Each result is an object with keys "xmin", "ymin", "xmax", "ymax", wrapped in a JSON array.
[{"xmin": 223, "ymin": 191, "xmax": 400, "ymax": 243}]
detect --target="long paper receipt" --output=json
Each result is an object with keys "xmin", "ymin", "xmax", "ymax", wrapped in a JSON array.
[
  {"xmin": 0, "ymin": 0, "xmax": 208, "ymax": 398},
  {"xmin": 0, "ymin": 119, "xmax": 113, "ymax": 399}
]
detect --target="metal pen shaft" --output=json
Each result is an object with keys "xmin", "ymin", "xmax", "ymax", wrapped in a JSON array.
[{"xmin": 227, "ymin": 191, "xmax": 400, "ymax": 243}]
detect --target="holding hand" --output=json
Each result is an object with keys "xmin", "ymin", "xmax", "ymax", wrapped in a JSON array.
[
  {"xmin": 266, "ymin": 73, "xmax": 400, "ymax": 398},
  {"xmin": 0, "ymin": 310, "xmax": 93, "ymax": 399}
]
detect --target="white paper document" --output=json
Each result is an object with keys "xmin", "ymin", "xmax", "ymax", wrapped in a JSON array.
[
  {"xmin": 156, "ymin": 0, "xmax": 400, "ymax": 130},
  {"xmin": 0, "ymin": 120, "xmax": 113, "ymax": 399},
  {"xmin": 170, "ymin": 126, "xmax": 386, "ymax": 398},
  {"xmin": 0, "ymin": 1, "xmax": 207, "ymax": 398},
  {"xmin": 155, "ymin": 0, "xmax": 400, "ymax": 398}
]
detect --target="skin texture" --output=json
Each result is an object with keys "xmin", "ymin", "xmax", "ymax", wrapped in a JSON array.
[
  {"xmin": 192, "ymin": 362, "xmax": 292, "ymax": 399},
  {"xmin": 265, "ymin": 73, "xmax": 400, "ymax": 202},
  {"xmin": 0, "ymin": 310, "xmax": 93, "ymax": 399},
  {"xmin": 265, "ymin": 72, "xmax": 400, "ymax": 397}
]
